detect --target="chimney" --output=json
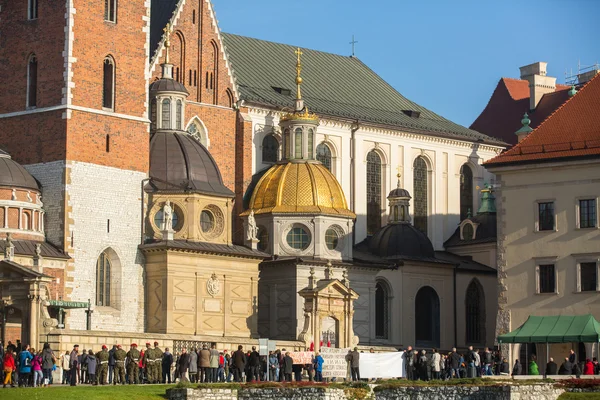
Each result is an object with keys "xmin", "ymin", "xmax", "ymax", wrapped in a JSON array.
[{"xmin": 519, "ymin": 62, "xmax": 556, "ymax": 110}]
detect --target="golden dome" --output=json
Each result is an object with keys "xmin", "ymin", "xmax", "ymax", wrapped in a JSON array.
[{"xmin": 244, "ymin": 161, "xmax": 355, "ymax": 218}]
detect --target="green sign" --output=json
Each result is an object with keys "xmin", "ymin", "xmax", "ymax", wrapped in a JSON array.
[{"xmin": 48, "ymin": 300, "xmax": 90, "ymax": 309}]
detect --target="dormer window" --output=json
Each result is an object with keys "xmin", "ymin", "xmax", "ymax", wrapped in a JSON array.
[
  {"xmin": 462, "ymin": 223, "xmax": 474, "ymax": 241},
  {"xmin": 272, "ymin": 86, "xmax": 292, "ymax": 96}
]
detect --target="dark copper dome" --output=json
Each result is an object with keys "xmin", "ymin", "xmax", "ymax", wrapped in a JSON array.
[
  {"xmin": 0, "ymin": 149, "xmax": 40, "ymax": 191},
  {"xmin": 149, "ymin": 78, "xmax": 189, "ymax": 95},
  {"xmin": 148, "ymin": 131, "xmax": 234, "ymax": 197},
  {"xmin": 368, "ymin": 223, "xmax": 434, "ymax": 260}
]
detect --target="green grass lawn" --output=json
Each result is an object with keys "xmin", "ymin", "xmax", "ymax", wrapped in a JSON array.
[
  {"xmin": 0, "ymin": 384, "xmax": 175, "ymax": 400},
  {"xmin": 559, "ymin": 394, "xmax": 600, "ymax": 400}
]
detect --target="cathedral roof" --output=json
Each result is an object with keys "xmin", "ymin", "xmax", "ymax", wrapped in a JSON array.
[
  {"xmin": 0, "ymin": 149, "xmax": 40, "ymax": 191},
  {"xmin": 470, "ymin": 77, "xmax": 571, "ymax": 145},
  {"xmin": 243, "ymin": 161, "xmax": 355, "ymax": 218},
  {"xmin": 221, "ymin": 33, "xmax": 505, "ymax": 146},
  {"xmin": 365, "ymin": 223, "xmax": 435, "ymax": 261},
  {"xmin": 148, "ymin": 131, "xmax": 234, "ymax": 197}
]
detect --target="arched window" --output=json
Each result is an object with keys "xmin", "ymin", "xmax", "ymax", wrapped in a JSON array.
[
  {"xmin": 96, "ymin": 251, "xmax": 112, "ymax": 307},
  {"xmin": 366, "ymin": 150, "xmax": 382, "ymax": 235},
  {"xmin": 27, "ymin": 54, "xmax": 38, "ymax": 108},
  {"xmin": 150, "ymin": 99, "xmax": 157, "ymax": 131},
  {"xmin": 415, "ymin": 286, "xmax": 440, "ymax": 348},
  {"xmin": 105, "ymin": 0, "xmax": 117, "ymax": 22},
  {"xmin": 28, "ymin": 0, "xmax": 38, "ymax": 20},
  {"xmin": 375, "ymin": 281, "xmax": 390, "ymax": 339},
  {"xmin": 103, "ymin": 56, "xmax": 115, "ymax": 109},
  {"xmin": 316, "ymin": 143, "xmax": 332, "ymax": 171},
  {"xmin": 176, "ymin": 100, "xmax": 183, "ymax": 130},
  {"xmin": 294, "ymin": 128, "xmax": 303, "ymax": 159},
  {"xmin": 466, "ymin": 279, "xmax": 486, "ymax": 344},
  {"xmin": 307, "ymin": 129, "xmax": 314, "ymax": 159},
  {"xmin": 161, "ymin": 99, "xmax": 171, "ymax": 129},
  {"xmin": 462, "ymin": 223, "xmax": 474, "ymax": 240},
  {"xmin": 226, "ymin": 89, "xmax": 234, "ymax": 108},
  {"xmin": 284, "ymin": 129, "xmax": 290, "ymax": 159},
  {"xmin": 413, "ymin": 157, "xmax": 428, "ymax": 235},
  {"xmin": 460, "ymin": 164, "xmax": 474, "ymax": 220},
  {"xmin": 22, "ymin": 212, "xmax": 30, "ymax": 230},
  {"xmin": 262, "ymin": 135, "xmax": 279, "ymax": 163},
  {"xmin": 186, "ymin": 118, "xmax": 209, "ymax": 147}
]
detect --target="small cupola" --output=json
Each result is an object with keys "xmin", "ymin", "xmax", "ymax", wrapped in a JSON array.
[
  {"xmin": 149, "ymin": 23, "xmax": 190, "ymax": 133},
  {"xmin": 387, "ymin": 174, "xmax": 411, "ymax": 224}
]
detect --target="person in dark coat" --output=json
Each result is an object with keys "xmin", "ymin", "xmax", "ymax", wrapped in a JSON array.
[
  {"xmin": 545, "ymin": 357, "xmax": 558, "ymax": 376},
  {"xmin": 511, "ymin": 359, "xmax": 522, "ymax": 376},
  {"xmin": 500, "ymin": 358, "xmax": 510, "ymax": 375},
  {"xmin": 232, "ymin": 345, "xmax": 247, "ymax": 382},
  {"xmin": 248, "ymin": 346, "xmax": 260, "ymax": 382},
  {"xmin": 450, "ymin": 348, "xmax": 461, "ymax": 379},
  {"xmin": 569, "ymin": 350, "xmax": 581, "ymax": 377},
  {"xmin": 282, "ymin": 352, "xmax": 293, "ymax": 382},
  {"xmin": 86, "ymin": 350, "xmax": 97, "ymax": 385},
  {"xmin": 345, "ymin": 347, "xmax": 360, "ymax": 381},
  {"xmin": 559, "ymin": 357, "xmax": 573, "ymax": 375},
  {"xmin": 41, "ymin": 343, "xmax": 55, "ymax": 386},
  {"xmin": 177, "ymin": 348, "xmax": 190, "ymax": 382},
  {"xmin": 69, "ymin": 345, "xmax": 79, "ymax": 386},
  {"xmin": 403, "ymin": 346, "xmax": 414, "ymax": 380}
]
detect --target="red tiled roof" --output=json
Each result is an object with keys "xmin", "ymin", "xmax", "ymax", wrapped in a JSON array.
[
  {"xmin": 470, "ymin": 78, "xmax": 570, "ymax": 145},
  {"xmin": 485, "ymin": 73, "xmax": 600, "ymax": 166}
]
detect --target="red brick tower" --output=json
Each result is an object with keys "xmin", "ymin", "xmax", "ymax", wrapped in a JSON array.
[{"xmin": 0, "ymin": 0, "xmax": 150, "ymax": 332}]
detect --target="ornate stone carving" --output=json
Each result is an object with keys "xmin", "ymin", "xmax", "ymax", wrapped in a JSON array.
[
  {"xmin": 247, "ymin": 210, "xmax": 258, "ymax": 241},
  {"xmin": 207, "ymin": 273, "xmax": 221, "ymax": 297},
  {"xmin": 162, "ymin": 200, "xmax": 173, "ymax": 231}
]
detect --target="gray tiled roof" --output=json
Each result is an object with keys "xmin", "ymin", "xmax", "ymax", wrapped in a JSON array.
[
  {"xmin": 222, "ymin": 33, "xmax": 506, "ymax": 146},
  {"xmin": 140, "ymin": 240, "xmax": 268, "ymax": 258},
  {"xmin": 0, "ymin": 240, "xmax": 70, "ymax": 259}
]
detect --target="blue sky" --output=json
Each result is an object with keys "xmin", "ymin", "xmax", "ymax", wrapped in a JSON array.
[{"xmin": 212, "ymin": 0, "xmax": 599, "ymax": 127}]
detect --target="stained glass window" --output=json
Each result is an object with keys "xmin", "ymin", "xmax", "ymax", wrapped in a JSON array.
[
  {"xmin": 96, "ymin": 252, "xmax": 112, "ymax": 307},
  {"xmin": 367, "ymin": 151, "xmax": 382, "ymax": 235},
  {"xmin": 413, "ymin": 157, "xmax": 428, "ymax": 235}
]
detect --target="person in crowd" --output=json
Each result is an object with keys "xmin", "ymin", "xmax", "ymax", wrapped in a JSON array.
[
  {"xmin": 138, "ymin": 348, "xmax": 146, "ymax": 383},
  {"xmin": 594, "ymin": 357, "xmax": 600, "ymax": 375},
  {"xmin": 217, "ymin": 352, "xmax": 225, "ymax": 382},
  {"xmin": 210, "ymin": 344, "xmax": 220, "ymax": 383},
  {"xmin": 199, "ymin": 345, "xmax": 210, "ymax": 382},
  {"xmin": 418, "ymin": 349, "xmax": 428, "ymax": 381},
  {"xmin": 500, "ymin": 358, "xmax": 510, "ymax": 375},
  {"xmin": 482, "ymin": 348, "xmax": 493, "ymax": 376},
  {"xmin": 431, "ymin": 348, "xmax": 441, "ymax": 380},
  {"xmin": 268, "ymin": 350, "xmax": 279, "ymax": 382},
  {"xmin": 162, "ymin": 347, "xmax": 174, "ymax": 384},
  {"xmin": 529, "ymin": 355, "xmax": 539, "ymax": 375},
  {"xmin": 126, "ymin": 343, "xmax": 141, "ymax": 385},
  {"xmin": 60, "ymin": 351, "xmax": 70, "ymax": 385},
  {"xmin": 41, "ymin": 343, "xmax": 55, "ymax": 387},
  {"xmin": 80, "ymin": 348, "xmax": 88, "ymax": 384},
  {"xmin": 177, "ymin": 348, "xmax": 190, "ymax": 382},
  {"xmin": 511, "ymin": 359, "xmax": 522, "ymax": 376},
  {"xmin": 292, "ymin": 361, "xmax": 302, "ymax": 382},
  {"xmin": 546, "ymin": 357, "xmax": 558, "ymax": 376},
  {"xmin": 313, "ymin": 352, "xmax": 324, "ymax": 382},
  {"xmin": 18, "ymin": 345, "xmax": 33, "ymax": 387},
  {"xmin": 31, "ymin": 348, "xmax": 43, "ymax": 387},
  {"xmin": 584, "ymin": 358, "xmax": 594, "ymax": 375},
  {"xmin": 559, "ymin": 357, "xmax": 573, "ymax": 375},
  {"xmin": 569, "ymin": 349, "xmax": 580, "ymax": 377},
  {"xmin": 113, "ymin": 344, "xmax": 127, "ymax": 385},
  {"xmin": 450, "ymin": 348, "xmax": 461, "ymax": 379},
  {"xmin": 108, "ymin": 344, "xmax": 117, "ymax": 385},
  {"xmin": 69, "ymin": 345, "xmax": 79, "ymax": 386},
  {"xmin": 248, "ymin": 346, "xmax": 260, "ymax": 382},
  {"xmin": 403, "ymin": 346, "xmax": 413, "ymax": 380},
  {"xmin": 96, "ymin": 345, "xmax": 110, "ymax": 385},
  {"xmin": 464, "ymin": 346, "xmax": 476, "ymax": 378},
  {"xmin": 87, "ymin": 349, "xmax": 97, "ymax": 385},
  {"xmin": 474, "ymin": 349, "xmax": 481, "ymax": 377},
  {"xmin": 3, "ymin": 347, "xmax": 16, "ymax": 388},
  {"xmin": 346, "ymin": 347, "xmax": 360, "ymax": 381},
  {"xmin": 494, "ymin": 351, "xmax": 503, "ymax": 375},
  {"xmin": 282, "ymin": 352, "xmax": 293, "ymax": 382},
  {"xmin": 188, "ymin": 347, "xmax": 198, "ymax": 383},
  {"xmin": 154, "ymin": 342, "xmax": 164, "ymax": 384},
  {"xmin": 232, "ymin": 345, "xmax": 246, "ymax": 383},
  {"xmin": 224, "ymin": 350, "xmax": 232, "ymax": 382}
]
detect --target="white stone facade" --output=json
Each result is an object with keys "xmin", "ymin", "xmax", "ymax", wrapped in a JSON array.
[
  {"xmin": 250, "ymin": 108, "xmax": 504, "ymax": 249},
  {"xmin": 25, "ymin": 161, "xmax": 147, "ymax": 333}
]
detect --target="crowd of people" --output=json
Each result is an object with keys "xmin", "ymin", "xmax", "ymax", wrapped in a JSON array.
[{"xmin": 3, "ymin": 340, "xmax": 600, "ymax": 388}]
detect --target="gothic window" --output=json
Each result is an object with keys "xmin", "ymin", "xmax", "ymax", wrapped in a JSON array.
[
  {"xmin": 307, "ymin": 129, "xmax": 314, "ymax": 159},
  {"xmin": 27, "ymin": 54, "xmax": 38, "ymax": 108},
  {"xmin": 460, "ymin": 164, "xmax": 473, "ymax": 220},
  {"xmin": 366, "ymin": 150, "xmax": 382, "ymax": 235},
  {"xmin": 103, "ymin": 56, "xmax": 115, "ymax": 110},
  {"xmin": 150, "ymin": 99, "xmax": 157, "ymax": 131},
  {"xmin": 28, "ymin": 0, "xmax": 38, "ymax": 20},
  {"xmin": 176, "ymin": 100, "xmax": 183, "ymax": 130},
  {"xmin": 462, "ymin": 223, "xmax": 474, "ymax": 240},
  {"xmin": 96, "ymin": 251, "xmax": 112, "ymax": 307},
  {"xmin": 316, "ymin": 143, "xmax": 332, "ymax": 171},
  {"xmin": 415, "ymin": 286, "xmax": 440, "ymax": 348},
  {"xmin": 375, "ymin": 281, "xmax": 390, "ymax": 339},
  {"xmin": 294, "ymin": 128, "xmax": 303, "ymax": 159},
  {"xmin": 187, "ymin": 118, "xmax": 209, "ymax": 147},
  {"xmin": 262, "ymin": 135, "xmax": 279, "ymax": 163},
  {"xmin": 161, "ymin": 99, "xmax": 171, "ymax": 129},
  {"xmin": 413, "ymin": 157, "xmax": 428, "ymax": 235},
  {"xmin": 286, "ymin": 226, "xmax": 310, "ymax": 250},
  {"xmin": 466, "ymin": 279, "xmax": 485, "ymax": 344},
  {"xmin": 226, "ymin": 89, "xmax": 234, "ymax": 108},
  {"xmin": 104, "ymin": 0, "xmax": 117, "ymax": 22}
]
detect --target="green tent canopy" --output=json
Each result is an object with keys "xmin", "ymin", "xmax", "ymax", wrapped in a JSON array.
[{"xmin": 498, "ymin": 314, "xmax": 600, "ymax": 344}]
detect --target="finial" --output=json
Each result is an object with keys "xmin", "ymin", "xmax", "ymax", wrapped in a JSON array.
[
  {"xmin": 521, "ymin": 112, "xmax": 530, "ymax": 127},
  {"xmin": 295, "ymin": 48, "xmax": 303, "ymax": 100},
  {"xmin": 467, "ymin": 208, "xmax": 472, "ymax": 219},
  {"xmin": 568, "ymin": 85, "xmax": 577, "ymax": 97},
  {"xmin": 515, "ymin": 112, "xmax": 533, "ymax": 138},
  {"xmin": 163, "ymin": 23, "xmax": 172, "ymax": 65},
  {"xmin": 396, "ymin": 173, "xmax": 402, "ymax": 189}
]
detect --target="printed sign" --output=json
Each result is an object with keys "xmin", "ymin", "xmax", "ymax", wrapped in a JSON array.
[
  {"xmin": 320, "ymin": 347, "xmax": 350, "ymax": 378},
  {"xmin": 289, "ymin": 351, "xmax": 313, "ymax": 365}
]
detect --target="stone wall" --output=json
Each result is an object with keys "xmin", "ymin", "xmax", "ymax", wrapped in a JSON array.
[{"xmin": 168, "ymin": 384, "xmax": 569, "ymax": 400}]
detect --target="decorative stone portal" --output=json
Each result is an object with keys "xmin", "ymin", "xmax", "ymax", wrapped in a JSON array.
[{"xmin": 298, "ymin": 268, "xmax": 359, "ymax": 352}]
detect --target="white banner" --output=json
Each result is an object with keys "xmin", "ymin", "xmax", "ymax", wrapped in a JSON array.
[
  {"xmin": 320, "ymin": 347, "xmax": 350, "ymax": 379},
  {"xmin": 359, "ymin": 351, "xmax": 405, "ymax": 379}
]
